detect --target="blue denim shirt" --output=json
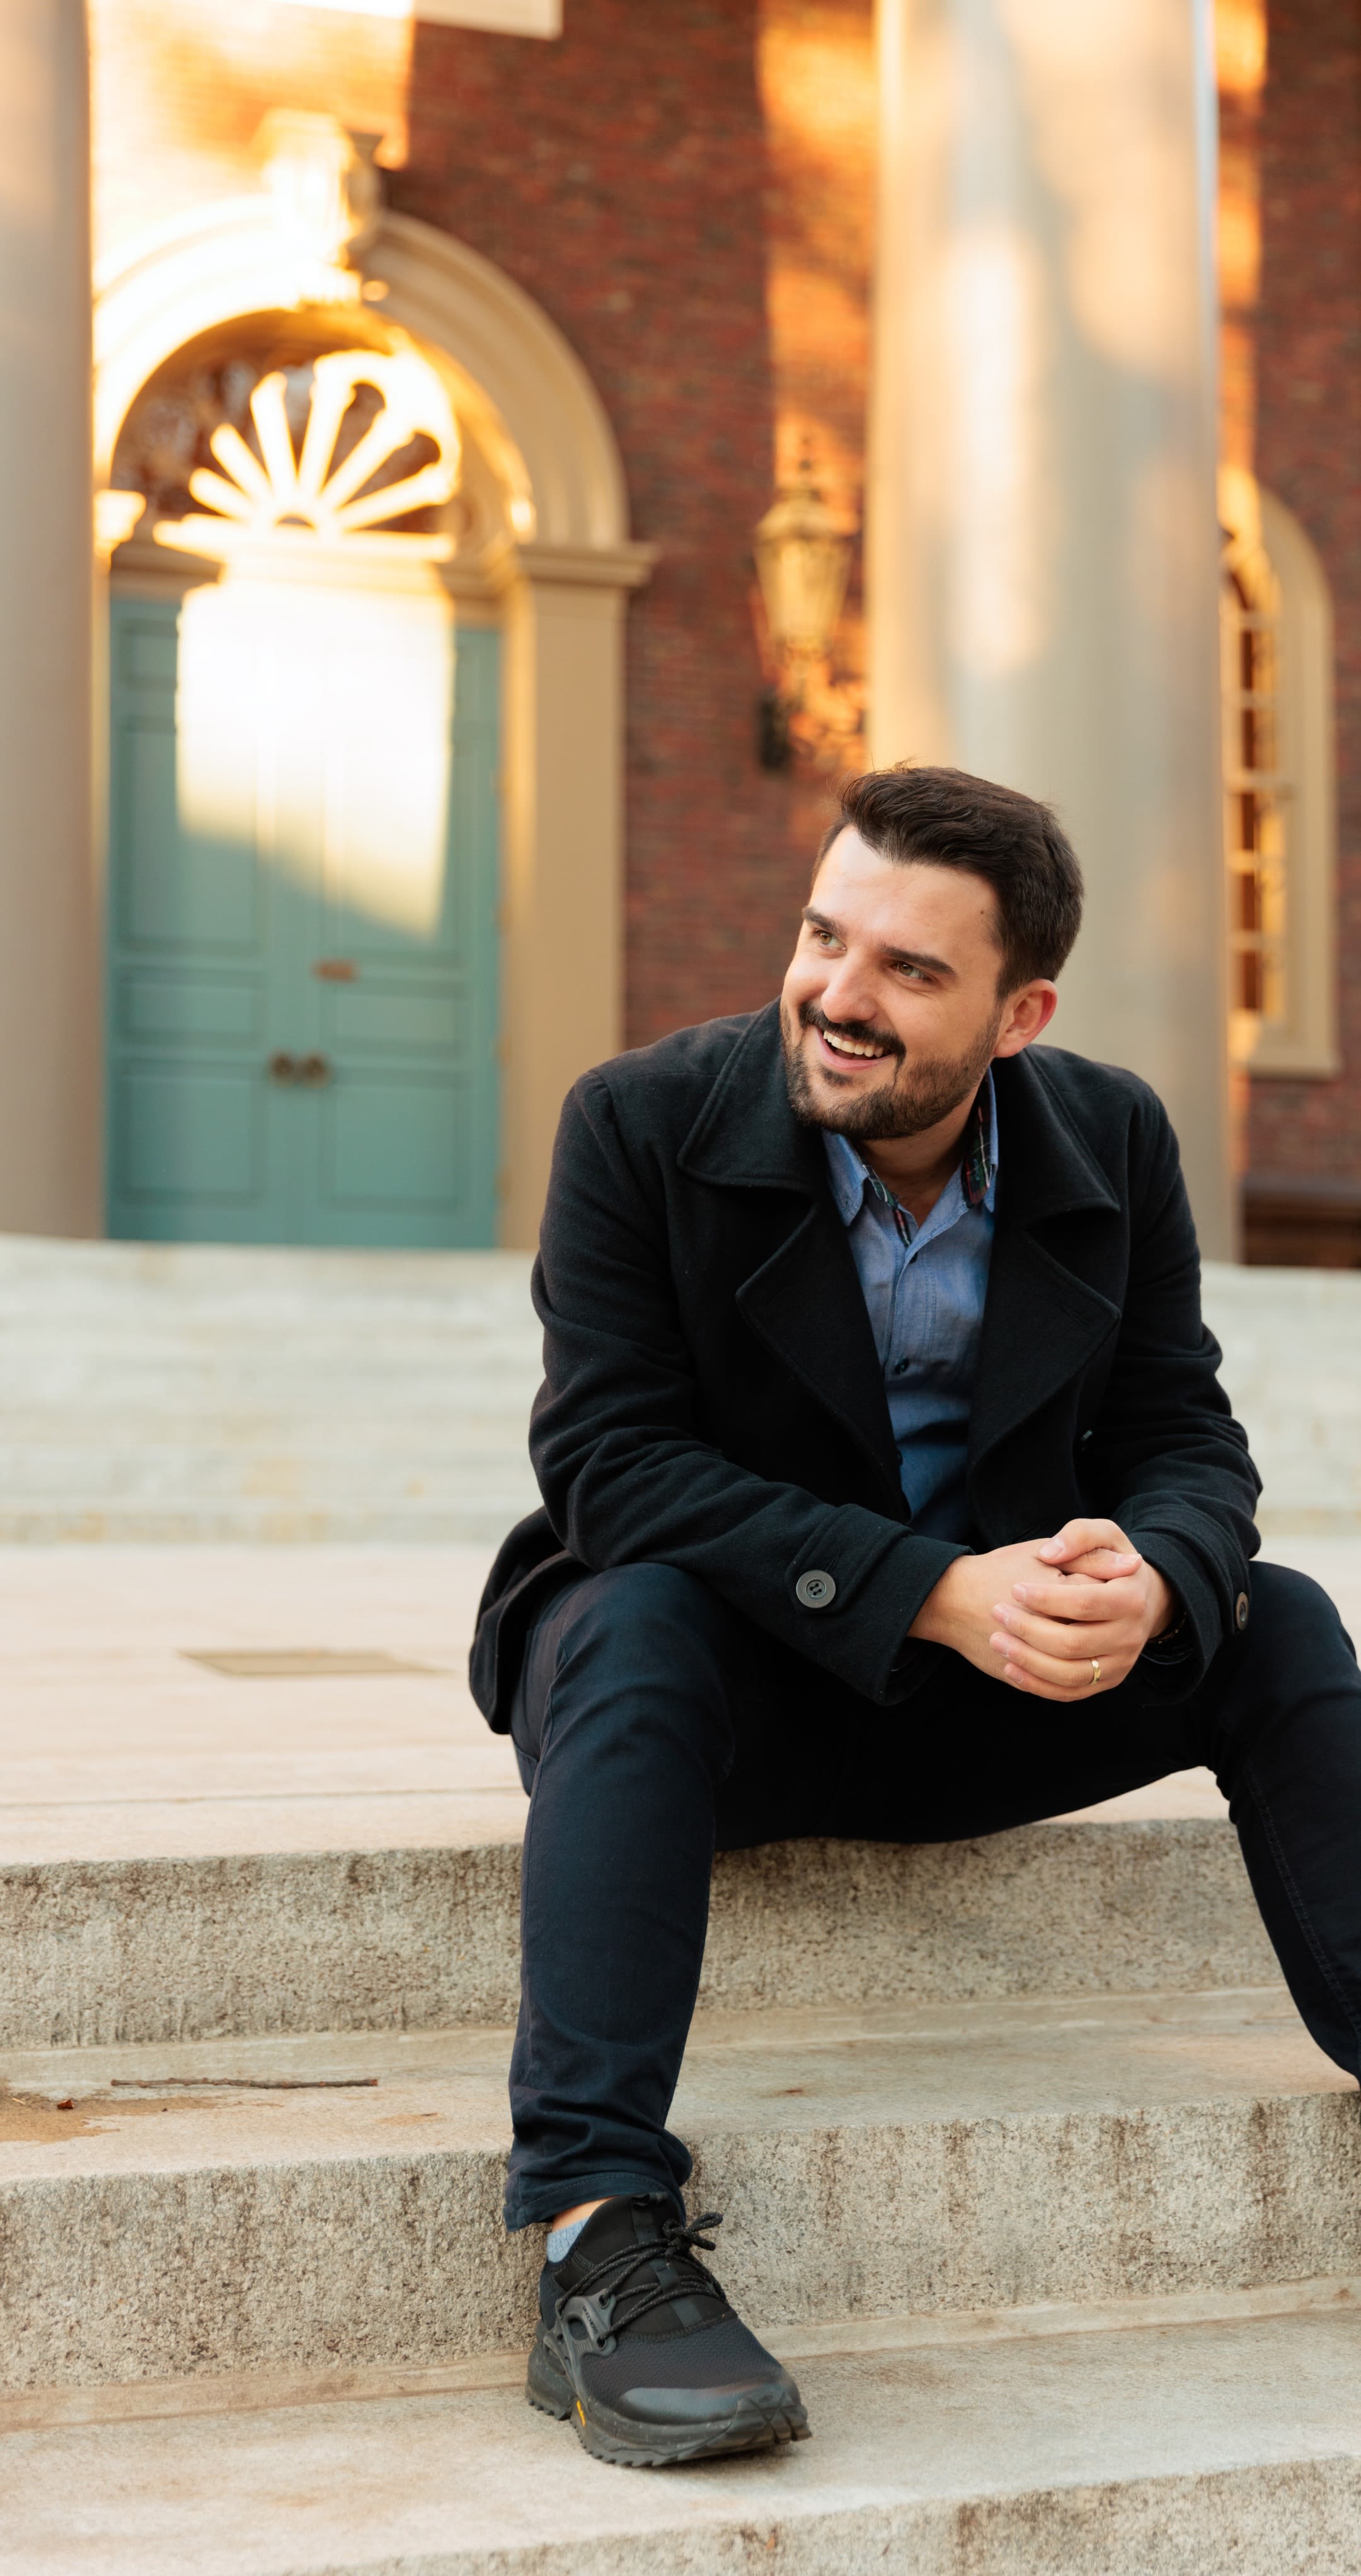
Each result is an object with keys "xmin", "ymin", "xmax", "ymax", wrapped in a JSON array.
[{"xmin": 822, "ymin": 1069, "xmax": 999, "ymax": 1541}]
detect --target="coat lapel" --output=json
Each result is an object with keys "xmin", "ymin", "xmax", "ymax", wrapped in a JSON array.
[
  {"xmin": 679, "ymin": 1004, "xmax": 904, "ymax": 1508},
  {"xmin": 967, "ymin": 1050, "xmax": 1122, "ymax": 1478},
  {"xmin": 735, "ymin": 1203, "xmax": 905, "ymax": 1505},
  {"xmin": 679, "ymin": 1009, "xmax": 1125, "ymax": 1522}
]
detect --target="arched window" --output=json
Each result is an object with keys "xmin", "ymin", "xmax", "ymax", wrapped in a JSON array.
[{"xmin": 1220, "ymin": 474, "xmax": 1338, "ymax": 1076}]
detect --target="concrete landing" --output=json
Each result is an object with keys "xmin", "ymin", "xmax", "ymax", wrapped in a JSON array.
[
  {"xmin": 4, "ymin": 2304, "xmax": 1361, "ymax": 2574},
  {"xmin": 0, "ymin": 1545, "xmax": 524, "ymax": 1859}
]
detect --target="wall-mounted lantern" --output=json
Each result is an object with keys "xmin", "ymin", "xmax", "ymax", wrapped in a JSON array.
[{"xmin": 752, "ymin": 452, "xmax": 858, "ymax": 772}]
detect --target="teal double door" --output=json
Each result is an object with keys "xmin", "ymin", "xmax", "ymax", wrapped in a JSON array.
[{"xmin": 106, "ymin": 582, "xmax": 499, "ymax": 1245}]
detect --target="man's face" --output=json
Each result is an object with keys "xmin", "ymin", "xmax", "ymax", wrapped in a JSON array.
[{"xmin": 779, "ymin": 827, "xmax": 1045, "ymax": 1144}]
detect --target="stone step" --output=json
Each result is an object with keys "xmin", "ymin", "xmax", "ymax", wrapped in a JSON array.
[
  {"xmin": 0, "ymin": 1817, "xmax": 1277, "ymax": 2051},
  {"xmin": 0, "ymin": 1238, "xmax": 542, "ymax": 1541},
  {"xmin": 1, "ymin": 1988, "xmax": 1352, "ymax": 2389},
  {"xmin": 0, "ymin": 1486, "xmax": 537, "ymax": 1547},
  {"xmin": 11, "ymin": 2299, "xmax": 1360, "ymax": 2575},
  {"xmin": 0, "ymin": 1235, "xmax": 1355, "ymax": 1535}
]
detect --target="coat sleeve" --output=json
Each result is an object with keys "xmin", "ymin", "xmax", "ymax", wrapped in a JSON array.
[
  {"xmin": 527, "ymin": 1071, "xmax": 968, "ymax": 1704},
  {"xmin": 1088, "ymin": 1096, "xmax": 1260, "ymax": 1689}
]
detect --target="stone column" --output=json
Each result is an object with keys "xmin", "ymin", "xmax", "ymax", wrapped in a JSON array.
[
  {"xmin": 497, "ymin": 542, "xmax": 652, "ymax": 1251},
  {"xmin": 0, "ymin": 0, "xmax": 99, "ymax": 1233},
  {"xmin": 870, "ymin": 0, "xmax": 1231, "ymax": 1256}
]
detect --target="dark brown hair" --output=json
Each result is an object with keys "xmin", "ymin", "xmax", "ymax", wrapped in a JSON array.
[{"xmin": 817, "ymin": 764, "xmax": 1084, "ymax": 990}]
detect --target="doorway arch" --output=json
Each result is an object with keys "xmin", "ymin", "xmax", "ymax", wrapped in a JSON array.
[{"xmin": 95, "ymin": 196, "xmax": 653, "ymax": 1246}]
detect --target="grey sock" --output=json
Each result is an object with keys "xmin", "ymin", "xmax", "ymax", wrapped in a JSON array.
[{"xmin": 546, "ymin": 2212, "xmax": 592, "ymax": 2265}]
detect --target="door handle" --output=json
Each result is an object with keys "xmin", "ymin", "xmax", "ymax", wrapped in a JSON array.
[{"xmin": 268, "ymin": 1052, "xmax": 332, "ymax": 1085}]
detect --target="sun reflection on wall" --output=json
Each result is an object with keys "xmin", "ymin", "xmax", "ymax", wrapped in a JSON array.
[{"xmin": 1215, "ymin": 0, "xmax": 1266, "ymax": 491}]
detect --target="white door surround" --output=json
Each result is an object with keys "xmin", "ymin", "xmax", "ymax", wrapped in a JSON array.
[{"xmin": 95, "ymin": 196, "xmax": 652, "ymax": 1246}]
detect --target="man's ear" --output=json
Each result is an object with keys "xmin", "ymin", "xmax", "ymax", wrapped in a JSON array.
[{"xmin": 993, "ymin": 980, "xmax": 1059, "ymax": 1059}]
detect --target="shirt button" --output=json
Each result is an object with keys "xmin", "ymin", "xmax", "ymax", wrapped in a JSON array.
[
  {"xmin": 795, "ymin": 1570, "xmax": 837, "ymax": 1610},
  {"xmin": 1235, "ymin": 1592, "xmax": 1249, "ymax": 1632}
]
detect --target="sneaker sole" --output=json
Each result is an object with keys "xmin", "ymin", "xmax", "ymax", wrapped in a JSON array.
[{"xmin": 525, "ymin": 2328, "xmax": 812, "ymax": 2468}]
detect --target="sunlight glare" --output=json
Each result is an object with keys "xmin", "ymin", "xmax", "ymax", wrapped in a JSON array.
[
  {"xmin": 943, "ymin": 225, "xmax": 1047, "ymax": 679},
  {"xmin": 999, "ymin": 0, "xmax": 1203, "ymax": 382},
  {"xmin": 176, "ymin": 575, "xmax": 454, "ymax": 940}
]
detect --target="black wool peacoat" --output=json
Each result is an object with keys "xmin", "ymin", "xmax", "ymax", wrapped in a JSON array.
[{"xmin": 470, "ymin": 1001, "xmax": 1260, "ymax": 1728}]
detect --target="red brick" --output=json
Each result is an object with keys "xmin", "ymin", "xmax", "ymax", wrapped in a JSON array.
[
  {"xmin": 1246, "ymin": 0, "xmax": 1361, "ymax": 1179},
  {"xmin": 395, "ymin": 0, "xmax": 868, "ymax": 1046}
]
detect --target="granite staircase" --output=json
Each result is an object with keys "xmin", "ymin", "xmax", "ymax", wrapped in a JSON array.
[
  {"xmin": 0, "ymin": 1233, "xmax": 1357, "ymax": 1538},
  {"xmin": 2, "ymin": 1236, "xmax": 1360, "ymax": 2565},
  {"xmin": 4, "ymin": 1807, "xmax": 1361, "ymax": 2570}
]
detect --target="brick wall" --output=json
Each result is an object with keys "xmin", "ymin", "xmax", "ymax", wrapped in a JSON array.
[
  {"xmin": 1246, "ymin": 0, "xmax": 1361, "ymax": 1180},
  {"xmin": 93, "ymin": 0, "xmax": 873, "ymax": 1052},
  {"xmin": 90, "ymin": 0, "xmax": 413, "ymax": 262},
  {"xmin": 396, "ymin": 0, "xmax": 873, "ymax": 1048},
  {"xmin": 95, "ymin": 1, "xmax": 1361, "ymax": 1138}
]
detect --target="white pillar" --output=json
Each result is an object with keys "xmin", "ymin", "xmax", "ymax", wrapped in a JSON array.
[
  {"xmin": 497, "ymin": 542, "xmax": 651, "ymax": 1250},
  {"xmin": 870, "ymin": 0, "xmax": 1231, "ymax": 1255},
  {"xmin": 0, "ymin": 0, "xmax": 99, "ymax": 1234}
]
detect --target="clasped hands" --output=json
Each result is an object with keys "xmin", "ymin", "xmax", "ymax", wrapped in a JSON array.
[{"xmin": 909, "ymin": 1517, "xmax": 1176, "ymax": 1701}]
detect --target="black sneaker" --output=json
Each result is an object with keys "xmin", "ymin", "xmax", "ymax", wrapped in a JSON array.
[{"xmin": 525, "ymin": 2195, "xmax": 812, "ymax": 2467}]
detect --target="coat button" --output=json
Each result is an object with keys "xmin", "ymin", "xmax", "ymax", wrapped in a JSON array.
[
  {"xmin": 1235, "ymin": 1592, "xmax": 1249, "ymax": 1631},
  {"xmin": 795, "ymin": 1569, "xmax": 837, "ymax": 1610}
]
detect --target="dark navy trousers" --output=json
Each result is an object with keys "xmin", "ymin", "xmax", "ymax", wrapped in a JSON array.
[{"xmin": 504, "ymin": 1558, "xmax": 1361, "ymax": 2229}]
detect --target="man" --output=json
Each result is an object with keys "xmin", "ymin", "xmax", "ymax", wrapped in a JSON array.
[{"xmin": 471, "ymin": 764, "xmax": 1361, "ymax": 2471}]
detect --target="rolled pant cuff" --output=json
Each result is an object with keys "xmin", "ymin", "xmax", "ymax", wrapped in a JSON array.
[{"xmin": 503, "ymin": 2168, "xmax": 688, "ymax": 2233}]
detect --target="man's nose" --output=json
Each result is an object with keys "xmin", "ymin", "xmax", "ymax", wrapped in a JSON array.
[{"xmin": 818, "ymin": 958, "xmax": 879, "ymax": 1027}]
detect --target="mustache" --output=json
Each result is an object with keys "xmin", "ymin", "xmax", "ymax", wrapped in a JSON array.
[{"xmin": 799, "ymin": 1000, "xmax": 905, "ymax": 1062}]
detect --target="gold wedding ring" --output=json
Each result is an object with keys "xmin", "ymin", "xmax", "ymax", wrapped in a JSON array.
[{"xmin": 1089, "ymin": 1658, "xmax": 1101, "ymax": 1686}]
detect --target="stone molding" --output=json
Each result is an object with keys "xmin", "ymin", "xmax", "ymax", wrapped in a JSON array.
[
  {"xmin": 1253, "ymin": 488, "xmax": 1339, "ymax": 1081},
  {"xmin": 94, "ymin": 199, "xmax": 632, "ymax": 563}
]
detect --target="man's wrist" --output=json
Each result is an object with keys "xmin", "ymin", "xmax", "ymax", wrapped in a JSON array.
[
  {"xmin": 1142, "ymin": 1595, "xmax": 1192, "ymax": 1662},
  {"xmin": 907, "ymin": 1555, "xmax": 968, "ymax": 1648}
]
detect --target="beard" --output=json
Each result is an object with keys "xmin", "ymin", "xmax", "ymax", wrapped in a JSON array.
[{"xmin": 781, "ymin": 996, "xmax": 1002, "ymax": 1144}]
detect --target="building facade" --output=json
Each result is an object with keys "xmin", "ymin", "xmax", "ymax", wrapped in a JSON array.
[{"xmin": 1, "ymin": 0, "xmax": 1354, "ymax": 1256}]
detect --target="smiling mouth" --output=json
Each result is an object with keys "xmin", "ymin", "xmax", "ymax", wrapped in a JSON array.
[{"xmin": 816, "ymin": 1024, "xmax": 892, "ymax": 1064}]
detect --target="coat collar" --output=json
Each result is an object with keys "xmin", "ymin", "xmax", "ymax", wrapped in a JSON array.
[
  {"xmin": 677, "ymin": 1002, "xmax": 827, "ymax": 1195},
  {"xmin": 678, "ymin": 1007, "xmax": 1126, "ymax": 1524},
  {"xmin": 679, "ymin": 1002, "xmax": 1120, "ymax": 1233}
]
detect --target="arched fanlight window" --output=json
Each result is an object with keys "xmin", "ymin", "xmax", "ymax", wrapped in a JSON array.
[{"xmin": 1220, "ymin": 473, "xmax": 1338, "ymax": 1077}]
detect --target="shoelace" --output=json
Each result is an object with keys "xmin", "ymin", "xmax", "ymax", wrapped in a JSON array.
[{"xmin": 557, "ymin": 2210, "xmax": 725, "ymax": 2338}]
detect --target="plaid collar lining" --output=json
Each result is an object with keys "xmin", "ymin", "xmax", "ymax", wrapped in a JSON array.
[{"xmin": 858, "ymin": 1083, "xmax": 996, "ymax": 1246}]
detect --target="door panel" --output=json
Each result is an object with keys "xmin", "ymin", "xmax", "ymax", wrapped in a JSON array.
[
  {"xmin": 331, "ymin": 984, "xmax": 466, "ymax": 1053},
  {"xmin": 118, "ymin": 974, "xmax": 262, "ymax": 1045},
  {"xmin": 106, "ymin": 591, "xmax": 499, "ymax": 1246},
  {"xmin": 323, "ymin": 1071, "xmax": 469, "ymax": 1212},
  {"xmin": 107, "ymin": 597, "xmax": 283, "ymax": 1238},
  {"xmin": 115, "ymin": 721, "xmax": 264, "ymax": 956},
  {"xmin": 304, "ymin": 607, "xmax": 498, "ymax": 1246},
  {"xmin": 113, "ymin": 1066, "xmax": 264, "ymax": 1202}
]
